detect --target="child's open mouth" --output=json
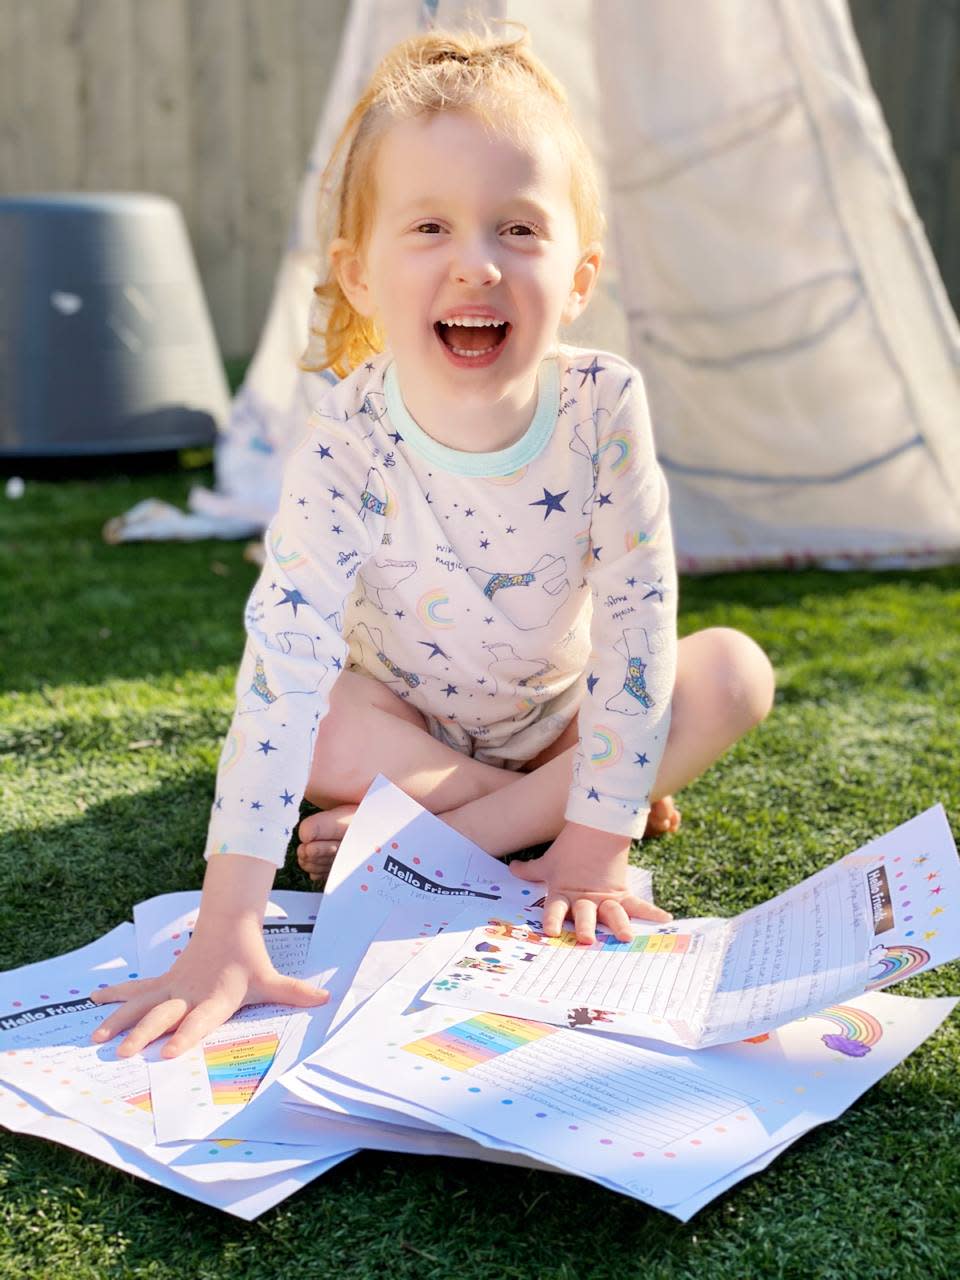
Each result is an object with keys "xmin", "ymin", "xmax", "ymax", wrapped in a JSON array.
[{"xmin": 434, "ymin": 318, "xmax": 511, "ymax": 368}]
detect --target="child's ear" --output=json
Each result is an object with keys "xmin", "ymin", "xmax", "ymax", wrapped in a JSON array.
[
  {"xmin": 561, "ymin": 244, "xmax": 603, "ymax": 327},
  {"xmin": 329, "ymin": 237, "xmax": 375, "ymax": 318}
]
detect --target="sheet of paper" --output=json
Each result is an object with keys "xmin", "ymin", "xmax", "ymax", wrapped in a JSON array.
[
  {"xmin": 279, "ymin": 1084, "xmax": 554, "ymax": 1170},
  {"xmin": 215, "ymin": 774, "xmax": 633, "ymax": 1147},
  {"xmin": 0, "ymin": 1078, "xmax": 350, "ymax": 1220},
  {"xmin": 420, "ymin": 806, "xmax": 960, "ymax": 1047},
  {"xmin": 135, "ymin": 890, "xmax": 323, "ymax": 1141},
  {"xmin": 295, "ymin": 906, "xmax": 957, "ymax": 1215},
  {"xmin": 0, "ymin": 916, "xmax": 358, "ymax": 1188},
  {"xmin": 0, "ymin": 923, "xmax": 169, "ymax": 1150},
  {"xmin": 664, "ymin": 990, "xmax": 959, "ymax": 1219}
]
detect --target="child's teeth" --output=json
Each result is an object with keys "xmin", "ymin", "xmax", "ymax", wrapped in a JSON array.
[{"xmin": 440, "ymin": 317, "xmax": 501, "ymax": 327}]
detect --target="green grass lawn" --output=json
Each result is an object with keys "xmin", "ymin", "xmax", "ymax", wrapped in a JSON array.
[{"xmin": 1, "ymin": 460, "xmax": 958, "ymax": 1279}]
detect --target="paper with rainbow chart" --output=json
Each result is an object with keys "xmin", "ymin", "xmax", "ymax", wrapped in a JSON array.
[
  {"xmin": 420, "ymin": 804, "xmax": 960, "ymax": 1049},
  {"xmin": 293, "ymin": 897, "xmax": 957, "ymax": 1218},
  {"xmin": 0, "ymin": 923, "xmax": 169, "ymax": 1151},
  {"xmin": 134, "ymin": 890, "xmax": 322, "ymax": 1143}
]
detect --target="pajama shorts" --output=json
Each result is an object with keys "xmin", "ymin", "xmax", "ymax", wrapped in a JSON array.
[{"xmin": 421, "ymin": 673, "xmax": 587, "ymax": 771}]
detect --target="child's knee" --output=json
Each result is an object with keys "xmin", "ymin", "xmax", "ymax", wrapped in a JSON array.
[
  {"xmin": 707, "ymin": 626, "xmax": 775, "ymax": 732},
  {"xmin": 307, "ymin": 669, "xmax": 427, "ymax": 804}
]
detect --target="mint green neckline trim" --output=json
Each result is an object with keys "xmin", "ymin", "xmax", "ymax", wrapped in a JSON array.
[{"xmin": 382, "ymin": 357, "xmax": 559, "ymax": 476}]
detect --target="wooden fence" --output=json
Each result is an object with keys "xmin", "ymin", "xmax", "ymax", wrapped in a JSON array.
[{"xmin": 0, "ymin": 0, "xmax": 957, "ymax": 356}]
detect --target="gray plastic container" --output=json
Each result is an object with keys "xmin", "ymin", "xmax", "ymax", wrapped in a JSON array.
[{"xmin": 0, "ymin": 193, "xmax": 230, "ymax": 456}]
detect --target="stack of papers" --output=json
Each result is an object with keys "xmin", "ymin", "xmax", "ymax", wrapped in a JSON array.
[{"xmin": 1, "ymin": 775, "xmax": 957, "ymax": 1220}]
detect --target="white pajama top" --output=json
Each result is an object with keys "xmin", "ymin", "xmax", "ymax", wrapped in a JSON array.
[{"xmin": 204, "ymin": 344, "xmax": 677, "ymax": 867}]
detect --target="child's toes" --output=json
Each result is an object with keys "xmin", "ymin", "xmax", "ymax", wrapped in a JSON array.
[
  {"xmin": 297, "ymin": 841, "xmax": 337, "ymax": 872},
  {"xmin": 298, "ymin": 804, "xmax": 358, "ymax": 845},
  {"xmin": 644, "ymin": 797, "xmax": 681, "ymax": 839}
]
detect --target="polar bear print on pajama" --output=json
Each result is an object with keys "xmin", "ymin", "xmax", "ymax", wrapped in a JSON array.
[
  {"xmin": 357, "ymin": 558, "xmax": 418, "ymax": 612},
  {"xmin": 358, "ymin": 466, "xmax": 393, "ymax": 523},
  {"xmin": 604, "ymin": 627, "xmax": 668, "ymax": 716},
  {"xmin": 350, "ymin": 621, "xmax": 433, "ymax": 696},
  {"xmin": 482, "ymin": 642, "xmax": 555, "ymax": 704},
  {"xmin": 237, "ymin": 650, "xmax": 330, "ymax": 714},
  {"xmin": 568, "ymin": 407, "xmax": 613, "ymax": 514},
  {"xmin": 465, "ymin": 553, "xmax": 570, "ymax": 630}
]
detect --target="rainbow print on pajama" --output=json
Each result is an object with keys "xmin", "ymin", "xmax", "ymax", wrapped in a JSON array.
[
  {"xmin": 598, "ymin": 432, "xmax": 632, "ymax": 475},
  {"xmin": 270, "ymin": 531, "xmax": 306, "ymax": 570},
  {"xmin": 866, "ymin": 945, "xmax": 930, "ymax": 989},
  {"xmin": 203, "ymin": 1032, "xmax": 280, "ymax": 1105},
  {"xmin": 219, "ymin": 728, "xmax": 246, "ymax": 773},
  {"xmin": 590, "ymin": 726, "xmax": 623, "ymax": 768},
  {"xmin": 402, "ymin": 1013, "xmax": 555, "ymax": 1071},
  {"xmin": 809, "ymin": 1005, "xmax": 883, "ymax": 1057},
  {"xmin": 624, "ymin": 529, "xmax": 653, "ymax": 552},
  {"xmin": 417, "ymin": 589, "xmax": 455, "ymax": 629}
]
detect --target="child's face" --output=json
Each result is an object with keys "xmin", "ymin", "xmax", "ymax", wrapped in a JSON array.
[{"xmin": 335, "ymin": 109, "xmax": 599, "ymax": 412}]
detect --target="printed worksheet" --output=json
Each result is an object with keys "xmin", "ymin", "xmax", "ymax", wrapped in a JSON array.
[
  {"xmin": 214, "ymin": 774, "xmax": 634, "ymax": 1149},
  {"xmin": 0, "ymin": 923, "xmax": 163, "ymax": 1149},
  {"xmin": 134, "ymin": 890, "xmax": 321, "ymax": 1142},
  {"xmin": 0, "ymin": 917, "xmax": 356, "ymax": 1187},
  {"xmin": 421, "ymin": 805, "xmax": 960, "ymax": 1047},
  {"xmin": 297, "ymin": 914, "xmax": 957, "ymax": 1216},
  {"xmin": 0, "ymin": 1077, "xmax": 349, "ymax": 1219}
]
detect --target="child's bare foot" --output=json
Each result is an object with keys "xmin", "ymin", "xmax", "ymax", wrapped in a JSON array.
[
  {"xmin": 296, "ymin": 804, "xmax": 358, "ymax": 884},
  {"xmin": 644, "ymin": 796, "xmax": 681, "ymax": 838}
]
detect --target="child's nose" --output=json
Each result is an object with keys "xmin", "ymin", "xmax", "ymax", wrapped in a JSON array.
[{"xmin": 451, "ymin": 245, "xmax": 502, "ymax": 288}]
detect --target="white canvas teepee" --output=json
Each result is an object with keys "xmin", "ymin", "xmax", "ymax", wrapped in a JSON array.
[{"xmin": 108, "ymin": 0, "xmax": 960, "ymax": 572}]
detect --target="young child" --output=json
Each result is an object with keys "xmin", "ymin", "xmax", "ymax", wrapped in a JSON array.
[{"xmin": 91, "ymin": 27, "xmax": 774, "ymax": 1059}]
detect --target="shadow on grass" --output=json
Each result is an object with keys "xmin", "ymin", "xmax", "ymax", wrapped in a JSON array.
[{"xmin": 0, "ymin": 775, "xmax": 318, "ymax": 971}]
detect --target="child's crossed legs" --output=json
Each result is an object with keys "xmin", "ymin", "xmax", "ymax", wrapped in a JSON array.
[{"xmin": 297, "ymin": 626, "xmax": 774, "ymax": 878}]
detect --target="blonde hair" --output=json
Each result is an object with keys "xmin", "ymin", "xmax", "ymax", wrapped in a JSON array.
[{"xmin": 303, "ymin": 24, "xmax": 605, "ymax": 377}]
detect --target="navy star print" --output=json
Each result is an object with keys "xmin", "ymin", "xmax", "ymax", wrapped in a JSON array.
[{"xmin": 530, "ymin": 488, "xmax": 568, "ymax": 519}]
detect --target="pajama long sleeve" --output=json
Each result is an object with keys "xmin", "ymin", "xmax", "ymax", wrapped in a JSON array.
[
  {"xmin": 204, "ymin": 408, "xmax": 385, "ymax": 866},
  {"xmin": 565, "ymin": 371, "xmax": 678, "ymax": 838}
]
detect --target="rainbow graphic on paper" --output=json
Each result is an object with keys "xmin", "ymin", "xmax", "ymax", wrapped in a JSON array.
[
  {"xmin": 417, "ymin": 589, "xmax": 455, "ymax": 629},
  {"xmin": 485, "ymin": 466, "xmax": 528, "ymax": 486},
  {"xmin": 124, "ymin": 1091, "xmax": 153, "ymax": 1113},
  {"xmin": 270, "ymin": 532, "xmax": 306, "ymax": 570},
  {"xmin": 809, "ymin": 1005, "xmax": 883, "ymax": 1058},
  {"xmin": 203, "ymin": 1032, "xmax": 280, "ymax": 1105},
  {"xmin": 866, "ymin": 945, "xmax": 930, "ymax": 990},
  {"xmin": 602, "ymin": 932, "xmax": 693, "ymax": 955},
  {"xmin": 598, "ymin": 431, "xmax": 632, "ymax": 474},
  {"xmin": 403, "ymin": 1012, "xmax": 555, "ymax": 1071},
  {"xmin": 590, "ymin": 726, "xmax": 623, "ymax": 768}
]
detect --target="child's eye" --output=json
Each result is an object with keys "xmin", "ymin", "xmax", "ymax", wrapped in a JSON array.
[
  {"xmin": 414, "ymin": 222, "xmax": 443, "ymax": 234},
  {"xmin": 504, "ymin": 223, "xmax": 537, "ymax": 237}
]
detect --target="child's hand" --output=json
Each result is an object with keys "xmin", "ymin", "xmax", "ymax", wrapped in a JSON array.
[
  {"xmin": 89, "ymin": 925, "xmax": 328, "ymax": 1059},
  {"xmin": 89, "ymin": 853, "xmax": 329, "ymax": 1059},
  {"xmin": 509, "ymin": 821, "xmax": 672, "ymax": 945}
]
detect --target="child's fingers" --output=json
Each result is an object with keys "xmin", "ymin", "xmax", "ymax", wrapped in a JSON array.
[
  {"xmin": 597, "ymin": 899, "xmax": 633, "ymax": 942},
  {"xmin": 621, "ymin": 896, "xmax": 672, "ymax": 923},
  {"xmin": 541, "ymin": 894, "xmax": 570, "ymax": 936},
  {"xmin": 90, "ymin": 997, "xmax": 156, "ymax": 1044},
  {"xmin": 161, "ymin": 997, "xmax": 238, "ymax": 1059},
  {"xmin": 90, "ymin": 977, "xmax": 155, "ymax": 1005},
  {"xmin": 115, "ymin": 999, "xmax": 190, "ymax": 1058},
  {"xmin": 573, "ymin": 899, "xmax": 598, "ymax": 945}
]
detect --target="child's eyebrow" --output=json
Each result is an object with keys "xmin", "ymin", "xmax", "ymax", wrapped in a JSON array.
[{"xmin": 395, "ymin": 195, "xmax": 553, "ymax": 224}]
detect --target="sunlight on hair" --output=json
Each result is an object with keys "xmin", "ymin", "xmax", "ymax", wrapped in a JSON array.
[{"xmin": 302, "ymin": 23, "xmax": 605, "ymax": 378}]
